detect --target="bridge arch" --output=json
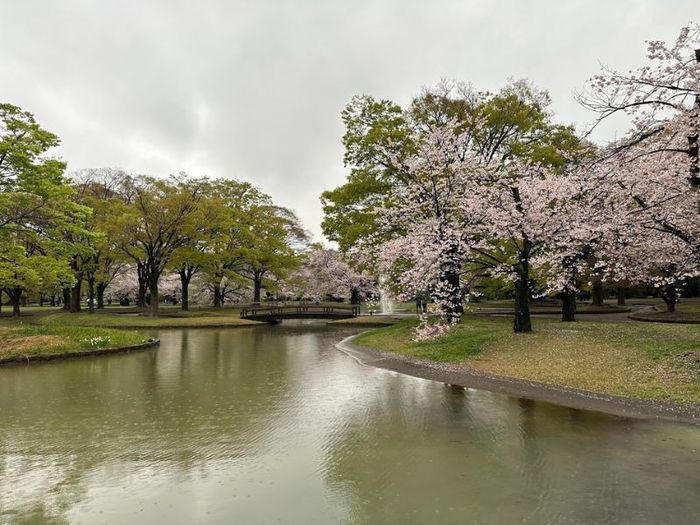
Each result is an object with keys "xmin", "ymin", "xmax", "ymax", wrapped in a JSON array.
[{"xmin": 240, "ymin": 304, "xmax": 360, "ymax": 322}]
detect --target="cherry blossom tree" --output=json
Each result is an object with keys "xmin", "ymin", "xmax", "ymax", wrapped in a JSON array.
[
  {"xmin": 604, "ymin": 223, "xmax": 699, "ymax": 312},
  {"xmin": 577, "ymin": 24, "xmax": 700, "ymax": 313},
  {"xmin": 377, "ymin": 124, "xmax": 587, "ymax": 333},
  {"xmin": 584, "ymin": 146, "xmax": 700, "ymax": 312},
  {"xmin": 286, "ymin": 247, "xmax": 375, "ymax": 303},
  {"xmin": 579, "ymin": 23, "xmax": 699, "ymax": 189},
  {"xmin": 105, "ymin": 266, "xmax": 139, "ymax": 305},
  {"xmin": 376, "ymin": 123, "xmax": 476, "ymax": 325},
  {"xmin": 462, "ymin": 160, "xmax": 594, "ymax": 331},
  {"xmin": 530, "ymin": 163, "xmax": 609, "ymax": 321}
]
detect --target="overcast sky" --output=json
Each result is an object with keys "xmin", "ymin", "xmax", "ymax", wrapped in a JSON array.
[{"xmin": 0, "ymin": 1, "xmax": 695, "ymax": 241}]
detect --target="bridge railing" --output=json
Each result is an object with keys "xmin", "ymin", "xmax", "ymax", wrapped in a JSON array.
[{"xmin": 240, "ymin": 304, "xmax": 360, "ymax": 319}]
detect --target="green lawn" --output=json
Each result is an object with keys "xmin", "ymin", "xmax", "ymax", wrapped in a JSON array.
[
  {"xmin": 470, "ymin": 297, "xmax": 700, "ymax": 309},
  {"xmin": 0, "ymin": 320, "xmax": 150, "ymax": 361},
  {"xmin": 327, "ymin": 315, "xmax": 400, "ymax": 326},
  {"xmin": 36, "ymin": 309, "xmax": 259, "ymax": 328},
  {"xmin": 355, "ymin": 316, "xmax": 700, "ymax": 404}
]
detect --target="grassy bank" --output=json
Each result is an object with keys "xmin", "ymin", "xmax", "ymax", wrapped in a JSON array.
[
  {"xmin": 327, "ymin": 315, "xmax": 400, "ymax": 327},
  {"xmin": 0, "ymin": 320, "xmax": 150, "ymax": 361},
  {"xmin": 470, "ymin": 302, "xmax": 630, "ymax": 315},
  {"xmin": 470, "ymin": 297, "xmax": 699, "ymax": 313},
  {"xmin": 36, "ymin": 309, "xmax": 260, "ymax": 328},
  {"xmin": 629, "ymin": 300, "xmax": 700, "ymax": 323},
  {"xmin": 355, "ymin": 317, "xmax": 700, "ymax": 404}
]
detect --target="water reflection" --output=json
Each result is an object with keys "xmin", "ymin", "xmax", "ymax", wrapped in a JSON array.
[{"xmin": 0, "ymin": 322, "xmax": 698, "ymax": 524}]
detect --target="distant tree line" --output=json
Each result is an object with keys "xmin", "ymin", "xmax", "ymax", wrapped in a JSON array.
[{"xmin": 0, "ymin": 106, "xmax": 311, "ymax": 317}]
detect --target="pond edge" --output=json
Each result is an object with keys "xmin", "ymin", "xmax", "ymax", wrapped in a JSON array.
[
  {"xmin": 336, "ymin": 333, "xmax": 700, "ymax": 426},
  {"xmin": 0, "ymin": 339, "xmax": 161, "ymax": 367}
]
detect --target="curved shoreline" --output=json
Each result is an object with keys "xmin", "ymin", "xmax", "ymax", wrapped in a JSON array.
[
  {"xmin": 0, "ymin": 339, "xmax": 161, "ymax": 367},
  {"xmin": 628, "ymin": 313, "xmax": 700, "ymax": 324},
  {"xmin": 336, "ymin": 333, "xmax": 700, "ymax": 426}
]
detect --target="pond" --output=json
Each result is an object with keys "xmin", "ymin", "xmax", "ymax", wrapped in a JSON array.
[{"xmin": 1, "ymin": 322, "xmax": 699, "ymax": 524}]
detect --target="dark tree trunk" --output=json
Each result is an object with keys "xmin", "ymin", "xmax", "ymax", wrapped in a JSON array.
[
  {"xmin": 253, "ymin": 278, "xmax": 263, "ymax": 304},
  {"xmin": 50, "ymin": 293, "xmax": 57, "ymax": 307},
  {"xmin": 350, "ymin": 288, "xmax": 360, "ymax": 305},
  {"xmin": 591, "ymin": 279, "xmax": 605, "ymax": 307},
  {"xmin": 136, "ymin": 262, "xmax": 147, "ymax": 308},
  {"xmin": 87, "ymin": 276, "xmax": 95, "ymax": 314},
  {"xmin": 661, "ymin": 285, "xmax": 677, "ymax": 313},
  {"xmin": 70, "ymin": 280, "xmax": 82, "ymax": 313},
  {"xmin": 148, "ymin": 272, "xmax": 159, "ymax": 317},
  {"xmin": 213, "ymin": 285, "xmax": 222, "ymax": 308},
  {"xmin": 9, "ymin": 287, "xmax": 22, "ymax": 317},
  {"xmin": 62, "ymin": 287, "xmax": 71, "ymax": 311},
  {"xmin": 560, "ymin": 290, "xmax": 576, "ymax": 322},
  {"xmin": 440, "ymin": 268, "xmax": 463, "ymax": 324},
  {"xmin": 39, "ymin": 295, "xmax": 44, "ymax": 307},
  {"xmin": 513, "ymin": 260, "xmax": 532, "ymax": 333},
  {"xmin": 179, "ymin": 271, "xmax": 192, "ymax": 311},
  {"xmin": 513, "ymin": 240, "xmax": 533, "ymax": 333},
  {"xmin": 616, "ymin": 287, "xmax": 626, "ymax": 306},
  {"xmin": 96, "ymin": 283, "xmax": 107, "ymax": 309},
  {"xmin": 415, "ymin": 293, "xmax": 428, "ymax": 314},
  {"xmin": 436, "ymin": 238, "xmax": 464, "ymax": 324}
]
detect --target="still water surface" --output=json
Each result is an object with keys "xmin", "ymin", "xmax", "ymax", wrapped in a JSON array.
[{"xmin": 1, "ymin": 322, "xmax": 699, "ymax": 524}]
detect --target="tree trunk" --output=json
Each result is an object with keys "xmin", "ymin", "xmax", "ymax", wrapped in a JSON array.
[
  {"xmin": 436, "ymin": 239, "xmax": 464, "ymax": 324},
  {"xmin": 136, "ymin": 263, "xmax": 147, "ymax": 308},
  {"xmin": 70, "ymin": 280, "xmax": 82, "ymax": 313},
  {"xmin": 39, "ymin": 295, "xmax": 44, "ymax": 307},
  {"xmin": 616, "ymin": 287, "xmax": 626, "ymax": 306},
  {"xmin": 591, "ymin": 279, "xmax": 605, "ymax": 307},
  {"xmin": 9, "ymin": 287, "xmax": 22, "ymax": 317},
  {"xmin": 560, "ymin": 290, "xmax": 576, "ymax": 322},
  {"xmin": 440, "ymin": 268, "xmax": 463, "ymax": 324},
  {"xmin": 213, "ymin": 285, "xmax": 222, "ymax": 308},
  {"xmin": 253, "ymin": 278, "xmax": 262, "ymax": 304},
  {"xmin": 96, "ymin": 283, "xmax": 107, "ymax": 309},
  {"xmin": 180, "ymin": 271, "xmax": 191, "ymax": 311},
  {"xmin": 350, "ymin": 288, "xmax": 360, "ymax": 305},
  {"xmin": 87, "ymin": 276, "xmax": 95, "ymax": 314},
  {"xmin": 62, "ymin": 287, "xmax": 71, "ymax": 311},
  {"xmin": 513, "ymin": 248, "xmax": 532, "ymax": 333},
  {"xmin": 50, "ymin": 293, "xmax": 57, "ymax": 307},
  {"xmin": 661, "ymin": 285, "xmax": 677, "ymax": 313},
  {"xmin": 148, "ymin": 272, "xmax": 159, "ymax": 317}
]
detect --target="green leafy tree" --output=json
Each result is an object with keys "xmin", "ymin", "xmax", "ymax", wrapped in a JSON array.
[
  {"xmin": 236, "ymin": 204, "xmax": 309, "ymax": 304},
  {"xmin": 72, "ymin": 168, "xmax": 134, "ymax": 312},
  {"xmin": 321, "ymin": 80, "xmax": 587, "ymax": 256},
  {"xmin": 194, "ymin": 179, "xmax": 267, "ymax": 307},
  {"xmin": 114, "ymin": 174, "xmax": 206, "ymax": 316},
  {"xmin": 0, "ymin": 103, "xmax": 89, "ymax": 316},
  {"xmin": 0, "ymin": 237, "xmax": 74, "ymax": 316}
]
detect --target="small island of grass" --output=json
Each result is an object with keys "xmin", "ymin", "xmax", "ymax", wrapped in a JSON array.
[
  {"xmin": 354, "ymin": 315, "xmax": 700, "ymax": 405},
  {"xmin": 0, "ymin": 319, "xmax": 154, "ymax": 365}
]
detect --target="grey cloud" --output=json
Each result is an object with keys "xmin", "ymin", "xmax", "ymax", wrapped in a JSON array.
[{"xmin": 1, "ymin": 0, "xmax": 695, "ymax": 240}]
